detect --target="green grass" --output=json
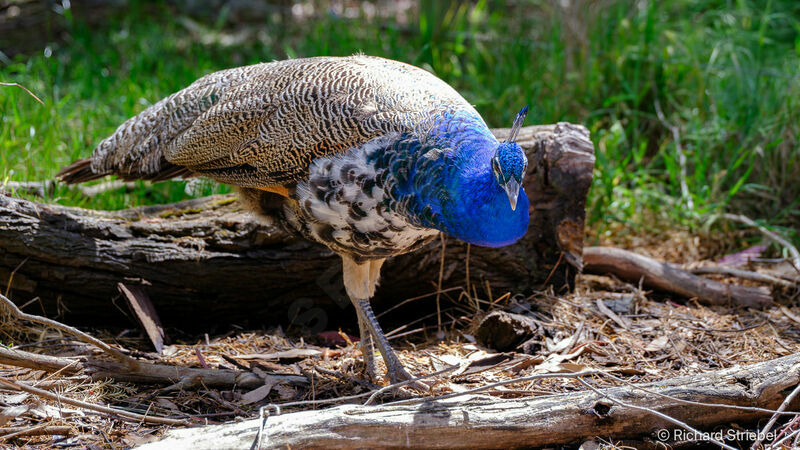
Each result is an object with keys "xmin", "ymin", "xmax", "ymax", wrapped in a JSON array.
[{"xmin": 1, "ymin": 0, "xmax": 798, "ymax": 245}]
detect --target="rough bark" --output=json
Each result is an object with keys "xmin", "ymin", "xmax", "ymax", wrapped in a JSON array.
[
  {"xmin": 137, "ymin": 353, "xmax": 800, "ymax": 449},
  {"xmin": 583, "ymin": 246, "xmax": 773, "ymax": 308},
  {"xmin": 0, "ymin": 124, "xmax": 595, "ymax": 328}
]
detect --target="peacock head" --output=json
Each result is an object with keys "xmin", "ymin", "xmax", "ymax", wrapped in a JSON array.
[{"xmin": 491, "ymin": 106, "xmax": 529, "ymax": 211}]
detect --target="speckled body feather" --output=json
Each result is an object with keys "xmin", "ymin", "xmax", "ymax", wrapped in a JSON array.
[
  {"xmin": 85, "ymin": 55, "xmax": 477, "ymax": 185},
  {"xmin": 59, "ymin": 55, "xmax": 529, "ymax": 260}
]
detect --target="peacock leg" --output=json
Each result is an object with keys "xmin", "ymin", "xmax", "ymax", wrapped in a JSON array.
[
  {"xmin": 342, "ymin": 256, "xmax": 420, "ymax": 386},
  {"xmin": 354, "ymin": 297, "xmax": 418, "ymax": 384},
  {"xmin": 357, "ymin": 313, "xmax": 378, "ymax": 380}
]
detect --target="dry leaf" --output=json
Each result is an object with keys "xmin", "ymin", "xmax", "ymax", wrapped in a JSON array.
[
  {"xmin": 608, "ymin": 366, "xmax": 646, "ymax": 376},
  {"xmin": 644, "ymin": 335, "xmax": 670, "ymax": 353},
  {"xmin": 780, "ymin": 306, "xmax": 800, "ymax": 326},
  {"xmin": 0, "ymin": 405, "xmax": 29, "ymax": 426},
  {"xmin": 590, "ymin": 354, "xmax": 622, "ymax": 366},
  {"xmin": 438, "ymin": 354, "xmax": 465, "ymax": 366},
  {"xmin": 0, "ymin": 393, "xmax": 29, "ymax": 405},
  {"xmin": 29, "ymin": 403, "xmax": 83, "ymax": 419},
  {"xmin": 716, "ymin": 245, "xmax": 766, "ymax": 266},
  {"xmin": 456, "ymin": 353, "xmax": 515, "ymax": 377},
  {"xmin": 241, "ymin": 384, "xmax": 272, "ymax": 405},
  {"xmin": 559, "ymin": 362, "xmax": 589, "ymax": 372},
  {"xmin": 155, "ymin": 398, "xmax": 182, "ymax": 414},
  {"xmin": 533, "ymin": 348, "xmax": 586, "ymax": 373},
  {"xmin": 509, "ymin": 355, "xmax": 545, "ymax": 373},
  {"xmin": 241, "ymin": 380, "xmax": 278, "ymax": 405},
  {"xmin": 274, "ymin": 384, "xmax": 296, "ymax": 401},
  {"xmin": 596, "ymin": 299, "xmax": 631, "ymax": 330},
  {"xmin": 545, "ymin": 336, "xmax": 573, "ymax": 354},
  {"xmin": 430, "ymin": 354, "xmax": 463, "ymax": 373}
]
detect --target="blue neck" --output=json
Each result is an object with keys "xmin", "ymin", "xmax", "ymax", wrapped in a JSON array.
[{"xmin": 377, "ymin": 112, "xmax": 530, "ymax": 248}]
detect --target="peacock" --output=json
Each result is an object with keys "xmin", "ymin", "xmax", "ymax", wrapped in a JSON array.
[{"xmin": 58, "ymin": 55, "xmax": 530, "ymax": 384}]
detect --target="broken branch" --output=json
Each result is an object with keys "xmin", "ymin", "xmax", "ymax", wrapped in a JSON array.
[{"xmin": 583, "ymin": 247, "xmax": 772, "ymax": 308}]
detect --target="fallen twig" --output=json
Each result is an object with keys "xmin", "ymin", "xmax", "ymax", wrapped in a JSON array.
[
  {"xmin": 576, "ymin": 377, "xmax": 735, "ymax": 450},
  {"xmin": 690, "ymin": 265, "xmax": 798, "ymax": 289},
  {"xmin": 0, "ymin": 346, "xmax": 83, "ymax": 374},
  {"xmin": 781, "ymin": 306, "xmax": 800, "ymax": 326},
  {"xmin": 0, "ymin": 376, "xmax": 185, "ymax": 426},
  {"xmin": 751, "ymin": 381, "xmax": 800, "ymax": 449},
  {"xmin": 0, "ymin": 346, "xmax": 306, "ymax": 390},
  {"xmin": 769, "ymin": 415, "xmax": 800, "ymax": 449},
  {"xmin": 363, "ymin": 365, "xmax": 458, "ymax": 405},
  {"xmin": 386, "ymin": 370, "xmax": 601, "ymax": 406},
  {"xmin": 723, "ymin": 213, "xmax": 800, "ymax": 271},
  {"xmin": 0, "ymin": 425, "xmax": 74, "ymax": 439},
  {"xmin": 0, "ymin": 292, "xmax": 133, "ymax": 365},
  {"xmin": 0, "ymin": 292, "xmax": 306, "ymax": 391},
  {"xmin": 1, "ymin": 180, "xmax": 136, "ymax": 197}
]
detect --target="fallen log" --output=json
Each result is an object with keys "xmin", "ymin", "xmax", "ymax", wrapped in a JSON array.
[
  {"xmin": 0, "ymin": 124, "xmax": 594, "ymax": 328},
  {"xmin": 137, "ymin": 352, "xmax": 800, "ymax": 449},
  {"xmin": 583, "ymin": 246, "xmax": 773, "ymax": 308}
]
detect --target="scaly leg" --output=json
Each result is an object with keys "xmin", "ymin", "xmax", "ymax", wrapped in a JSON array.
[
  {"xmin": 360, "ymin": 258, "xmax": 383, "ymax": 380},
  {"xmin": 342, "ymin": 256, "xmax": 418, "ymax": 384},
  {"xmin": 353, "ymin": 297, "xmax": 417, "ymax": 384},
  {"xmin": 357, "ymin": 313, "xmax": 378, "ymax": 380}
]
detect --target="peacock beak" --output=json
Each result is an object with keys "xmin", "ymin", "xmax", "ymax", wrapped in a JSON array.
[{"xmin": 504, "ymin": 178, "xmax": 520, "ymax": 211}]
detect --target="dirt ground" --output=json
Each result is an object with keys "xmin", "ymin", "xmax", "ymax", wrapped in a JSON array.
[{"xmin": 1, "ymin": 229, "xmax": 799, "ymax": 449}]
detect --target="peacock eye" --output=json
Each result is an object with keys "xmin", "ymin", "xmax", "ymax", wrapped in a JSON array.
[{"xmin": 491, "ymin": 157, "xmax": 504, "ymax": 183}]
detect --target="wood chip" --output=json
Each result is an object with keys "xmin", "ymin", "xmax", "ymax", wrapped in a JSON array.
[
  {"xmin": 238, "ymin": 349, "xmax": 322, "ymax": 360},
  {"xmin": 118, "ymin": 282, "xmax": 166, "ymax": 354}
]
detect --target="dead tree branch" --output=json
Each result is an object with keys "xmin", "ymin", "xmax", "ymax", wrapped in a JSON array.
[
  {"xmin": 583, "ymin": 246, "xmax": 772, "ymax": 308},
  {"xmin": 138, "ymin": 353, "xmax": 800, "ymax": 449}
]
